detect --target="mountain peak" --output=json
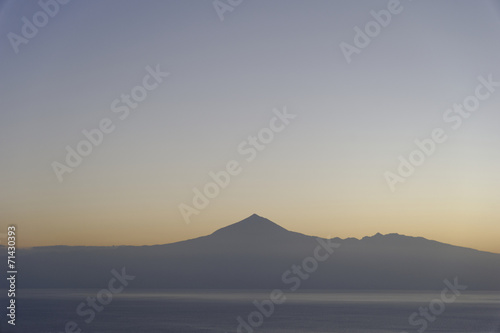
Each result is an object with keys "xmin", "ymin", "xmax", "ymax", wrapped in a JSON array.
[
  {"xmin": 211, "ymin": 214, "xmax": 288, "ymax": 237},
  {"xmin": 362, "ymin": 232, "xmax": 403, "ymax": 240}
]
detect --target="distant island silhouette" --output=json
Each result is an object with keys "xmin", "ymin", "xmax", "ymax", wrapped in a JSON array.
[{"xmin": 4, "ymin": 214, "xmax": 500, "ymax": 290}]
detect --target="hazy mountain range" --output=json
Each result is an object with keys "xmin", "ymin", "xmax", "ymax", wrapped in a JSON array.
[{"xmin": 4, "ymin": 214, "xmax": 500, "ymax": 290}]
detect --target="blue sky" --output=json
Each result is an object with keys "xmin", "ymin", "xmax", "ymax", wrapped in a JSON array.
[{"xmin": 1, "ymin": 0, "xmax": 500, "ymax": 252}]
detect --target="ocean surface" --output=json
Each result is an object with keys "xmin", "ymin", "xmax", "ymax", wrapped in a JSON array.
[{"xmin": 2, "ymin": 290, "xmax": 499, "ymax": 333}]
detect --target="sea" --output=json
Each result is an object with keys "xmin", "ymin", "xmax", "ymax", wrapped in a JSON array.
[{"xmin": 2, "ymin": 290, "xmax": 499, "ymax": 333}]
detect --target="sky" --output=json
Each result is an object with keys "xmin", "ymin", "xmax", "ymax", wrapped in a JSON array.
[{"xmin": 1, "ymin": 0, "xmax": 500, "ymax": 253}]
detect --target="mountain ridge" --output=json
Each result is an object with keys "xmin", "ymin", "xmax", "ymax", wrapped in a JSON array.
[
  {"xmin": 24, "ymin": 214, "xmax": 499, "ymax": 255},
  {"xmin": 5, "ymin": 214, "xmax": 500, "ymax": 290}
]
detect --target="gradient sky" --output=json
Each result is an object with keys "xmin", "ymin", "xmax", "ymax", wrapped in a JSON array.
[{"xmin": 1, "ymin": 0, "xmax": 500, "ymax": 253}]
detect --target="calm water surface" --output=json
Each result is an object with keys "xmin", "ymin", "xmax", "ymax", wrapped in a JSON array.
[{"xmin": 2, "ymin": 290, "xmax": 499, "ymax": 333}]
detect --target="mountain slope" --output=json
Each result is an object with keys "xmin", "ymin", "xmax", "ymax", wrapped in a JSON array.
[{"xmin": 5, "ymin": 214, "xmax": 500, "ymax": 290}]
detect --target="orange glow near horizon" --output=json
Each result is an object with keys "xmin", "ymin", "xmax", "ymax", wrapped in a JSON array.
[{"xmin": 10, "ymin": 204, "xmax": 500, "ymax": 254}]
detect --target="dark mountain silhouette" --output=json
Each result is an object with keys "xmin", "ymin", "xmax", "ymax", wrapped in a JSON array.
[
  {"xmin": 4, "ymin": 214, "xmax": 500, "ymax": 290},
  {"xmin": 213, "ymin": 213, "xmax": 288, "ymax": 235}
]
